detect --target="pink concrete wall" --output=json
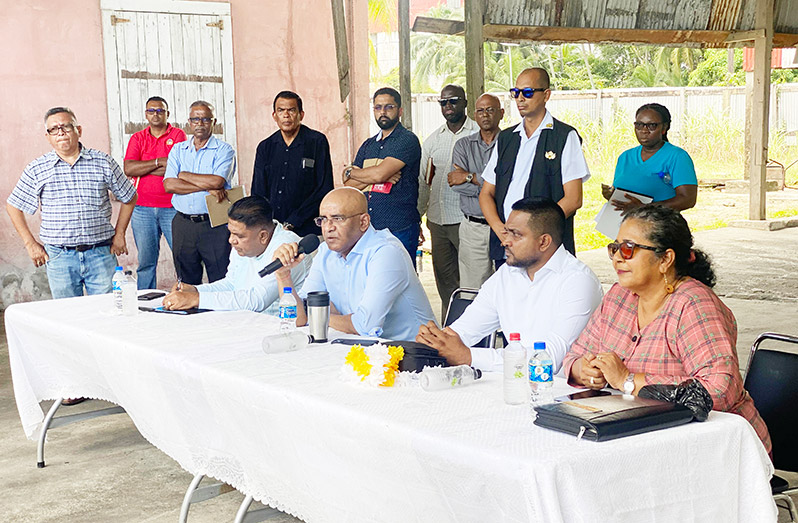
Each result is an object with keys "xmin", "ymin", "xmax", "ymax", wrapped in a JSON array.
[{"xmin": 0, "ymin": 0, "xmax": 369, "ymax": 308}]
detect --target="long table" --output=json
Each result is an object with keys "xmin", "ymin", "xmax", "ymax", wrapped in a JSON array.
[{"xmin": 6, "ymin": 294, "xmax": 777, "ymax": 522}]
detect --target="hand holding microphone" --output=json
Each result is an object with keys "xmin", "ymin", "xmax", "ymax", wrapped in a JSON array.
[{"xmin": 260, "ymin": 234, "xmax": 320, "ymax": 278}]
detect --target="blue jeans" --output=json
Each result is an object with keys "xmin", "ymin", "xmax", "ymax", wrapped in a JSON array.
[
  {"xmin": 388, "ymin": 222, "xmax": 421, "ymax": 269},
  {"xmin": 44, "ymin": 244, "xmax": 117, "ymax": 298},
  {"xmin": 131, "ymin": 206, "xmax": 176, "ymax": 289}
]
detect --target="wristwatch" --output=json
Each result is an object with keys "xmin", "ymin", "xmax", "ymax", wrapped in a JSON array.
[
  {"xmin": 623, "ymin": 372, "xmax": 635, "ymax": 395},
  {"xmin": 344, "ymin": 167, "xmax": 353, "ymax": 181},
  {"xmin": 464, "ymin": 172, "xmax": 474, "ymax": 183}
]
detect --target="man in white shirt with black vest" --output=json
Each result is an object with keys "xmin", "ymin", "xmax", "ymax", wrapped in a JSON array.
[
  {"xmin": 416, "ymin": 197, "xmax": 602, "ymax": 374},
  {"xmin": 479, "ymin": 68, "xmax": 589, "ymax": 266}
]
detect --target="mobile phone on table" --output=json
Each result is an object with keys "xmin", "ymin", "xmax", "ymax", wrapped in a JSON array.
[
  {"xmin": 138, "ymin": 291, "xmax": 166, "ymax": 301},
  {"xmin": 331, "ymin": 338, "xmax": 379, "ymax": 346},
  {"xmin": 555, "ymin": 389, "xmax": 613, "ymax": 402}
]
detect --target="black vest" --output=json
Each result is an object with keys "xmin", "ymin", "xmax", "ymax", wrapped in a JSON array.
[{"xmin": 489, "ymin": 118, "xmax": 580, "ymax": 259}]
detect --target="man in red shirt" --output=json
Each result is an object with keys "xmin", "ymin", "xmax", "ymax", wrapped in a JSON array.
[{"xmin": 124, "ymin": 96, "xmax": 187, "ymax": 289}]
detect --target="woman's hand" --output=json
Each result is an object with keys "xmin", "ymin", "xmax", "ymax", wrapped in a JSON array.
[
  {"xmin": 574, "ymin": 354, "xmax": 607, "ymax": 389},
  {"xmin": 601, "ymin": 184, "xmax": 614, "ymax": 201},
  {"xmin": 592, "ymin": 352, "xmax": 631, "ymax": 390},
  {"xmin": 611, "ymin": 194, "xmax": 643, "ymax": 215}
]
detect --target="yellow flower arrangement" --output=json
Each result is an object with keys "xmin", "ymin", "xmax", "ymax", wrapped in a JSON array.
[{"xmin": 343, "ymin": 343, "xmax": 405, "ymax": 387}]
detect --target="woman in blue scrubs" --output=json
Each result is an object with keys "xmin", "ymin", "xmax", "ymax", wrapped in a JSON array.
[{"xmin": 602, "ymin": 103, "xmax": 698, "ymax": 214}]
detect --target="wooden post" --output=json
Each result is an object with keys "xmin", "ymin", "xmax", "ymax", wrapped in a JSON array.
[
  {"xmin": 398, "ymin": 0, "xmax": 412, "ymax": 130},
  {"xmin": 464, "ymin": 0, "xmax": 484, "ymax": 119},
  {"xmin": 748, "ymin": 0, "xmax": 774, "ymax": 220}
]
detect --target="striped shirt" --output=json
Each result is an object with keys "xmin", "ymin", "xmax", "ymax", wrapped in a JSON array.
[
  {"xmin": 562, "ymin": 279, "xmax": 772, "ymax": 454},
  {"xmin": 7, "ymin": 146, "xmax": 136, "ymax": 246}
]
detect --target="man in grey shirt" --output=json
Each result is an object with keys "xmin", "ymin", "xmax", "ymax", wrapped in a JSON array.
[{"xmin": 449, "ymin": 94, "xmax": 504, "ymax": 289}]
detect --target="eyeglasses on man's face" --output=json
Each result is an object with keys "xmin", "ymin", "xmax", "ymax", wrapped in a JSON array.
[
  {"xmin": 438, "ymin": 97, "xmax": 462, "ymax": 107},
  {"xmin": 474, "ymin": 107, "xmax": 497, "ymax": 116},
  {"xmin": 509, "ymin": 87, "xmax": 547, "ymax": 99},
  {"xmin": 313, "ymin": 213, "xmax": 364, "ymax": 227},
  {"xmin": 145, "ymin": 108, "xmax": 167, "ymax": 115},
  {"xmin": 46, "ymin": 124, "xmax": 77, "ymax": 136},
  {"xmin": 188, "ymin": 117, "xmax": 213, "ymax": 124},
  {"xmin": 607, "ymin": 240, "xmax": 662, "ymax": 260},
  {"xmin": 633, "ymin": 121, "xmax": 662, "ymax": 132},
  {"xmin": 373, "ymin": 104, "xmax": 397, "ymax": 113}
]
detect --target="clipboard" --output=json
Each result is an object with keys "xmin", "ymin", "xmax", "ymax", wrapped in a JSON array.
[
  {"xmin": 594, "ymin": 187, "xmax": 653, "ymax": 239},
  {"xmin": 205, "ymin": 185, "xmax": 246, "ymax": 228}
]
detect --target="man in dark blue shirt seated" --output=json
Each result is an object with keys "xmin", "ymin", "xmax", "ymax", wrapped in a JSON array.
[
  {"xmin": 251, "ymin": 90, "xmax": 334, "ymax": 237},
  {"xmin": 342, "ymin": 87, "xmax": 422, "ymax": 267}
]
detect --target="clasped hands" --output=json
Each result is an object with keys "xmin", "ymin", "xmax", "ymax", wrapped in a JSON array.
[
  {"xmin": 576, "ymin": 352, "xmax": 630, "ymax": 390},
  {"xmin": 416, "ymin": 321, "xmax": 471, "ymax": 366}
]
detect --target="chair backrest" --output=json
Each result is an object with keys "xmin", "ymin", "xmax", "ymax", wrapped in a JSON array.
[
  {"xmin": 443, "ymin": 288, "xmax": 492, "ymax": 348},
  {"xmin": 744, "ymin": 332, "xmax": 798, "ymax": 473}
]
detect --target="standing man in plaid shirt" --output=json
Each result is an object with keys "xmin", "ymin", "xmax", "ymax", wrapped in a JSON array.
[
  {"xmin": 124, "ymin": 96, "xmax": 187, "ymax": 289},
  {"xmin": 6, "ymin": 107, "xmax": 138, "ymax": 298}
]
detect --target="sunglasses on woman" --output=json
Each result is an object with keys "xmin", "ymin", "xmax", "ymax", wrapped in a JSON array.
[{"xmin": 607, "ymin": 240, "xmax": 662, "ymax": 259}]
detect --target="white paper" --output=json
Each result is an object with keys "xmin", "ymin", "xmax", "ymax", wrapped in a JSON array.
[{"xmin": 594, "ymin": 188, "xmax": 654, "ymax": 239}]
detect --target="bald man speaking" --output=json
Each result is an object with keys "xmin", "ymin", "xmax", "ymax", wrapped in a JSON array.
[{"xmin": 273, "ymin": 187, "xmax": 435, "ymax": 340}]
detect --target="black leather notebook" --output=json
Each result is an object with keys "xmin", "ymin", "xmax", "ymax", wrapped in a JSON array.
[{"xmin": 533, "ymin": 394, "xmax": 694, "ymax": 441}]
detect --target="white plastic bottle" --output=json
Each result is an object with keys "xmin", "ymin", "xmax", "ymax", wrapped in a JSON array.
[
  {"xmin": 503, "ymin": 332, "xmax": 528, "ymax": 405},
  {"xmin": 262, "ymin": 331, "xmax": 309, "ymax": 354},
  {"xmin": 112, "ymin": 266, "xmax": 125, "ymax": 315},
  {"xmin": 122, "ymin": 270, "xmax": 138, "ymax": 316},
  {"xmin": 278, "ymin": 287, "xmax": 298, "ymax": 333},
  {"xmin": 420, "ymin": 365, "xmax": 482, "ymax": 391},
  {"xmin": 416, "ymin": 249, "xmax": 423, "ymax": 272},
  {"xmin": 529, "ymin": 341, "xmax": 554, "ymax": 407}
]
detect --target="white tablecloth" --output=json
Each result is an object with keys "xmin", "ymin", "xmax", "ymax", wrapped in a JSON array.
[{"xmin": 6, "ymin": 295, "xmax": 777, "ymax": 522}]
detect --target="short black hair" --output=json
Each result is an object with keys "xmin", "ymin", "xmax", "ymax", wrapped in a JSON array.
[
  {"xmin": 511, "ymin": 197, "xmax": 565, "ymax": 247},
  {"xmin": 273, "ymin": 91, "xmax": 303, "ymax": 113},
  {"xmin": 373, "ymin": 87, "xmax": 401, "ymax": 108},
  {"xmin": 44, "ymin": 106, "xmax": 77, "ymax": 123},
  {"xmin": 147, "ymin": 96, "xmax": 168, "ymax": 110},
  {"xmin": 227, "ymin": 196, "xmax": 275, "ymax": 230}
]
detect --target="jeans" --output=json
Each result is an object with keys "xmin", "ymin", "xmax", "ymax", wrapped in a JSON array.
[
  {"xmin": 131, "ymin": 206, "xmax": 177, "ymax": 289},
  {"xmin": 387, "ymin": 222, "xmax": 421, "ymax": 269},
  {"xmin": 44, "ymin": 244, "xmax": 117, "ymax": 298}
]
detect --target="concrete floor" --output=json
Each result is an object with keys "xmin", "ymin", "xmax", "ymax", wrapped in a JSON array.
[{"xmin": 2, "ymin": 225, "xmax": 798, "ymax": 522}]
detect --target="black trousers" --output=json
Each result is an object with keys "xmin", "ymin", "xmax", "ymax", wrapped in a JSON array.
[{"xmin": 171, "ymin": 213, "xmax": 231, "ymax": 285}]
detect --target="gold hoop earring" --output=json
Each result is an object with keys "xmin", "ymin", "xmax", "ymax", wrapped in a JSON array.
[{"xmin": 664, "ymin": 274, "xmax": 675, "ymax": 294}]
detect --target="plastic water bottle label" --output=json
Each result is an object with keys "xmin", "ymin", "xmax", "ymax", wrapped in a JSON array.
[
  {"xmin": 280, "ymin": 305, "xmax": 297, "ymax": 320},
  {"xmin": 529, "ymin": 362, "xmax": 553, "ymax": 383}
]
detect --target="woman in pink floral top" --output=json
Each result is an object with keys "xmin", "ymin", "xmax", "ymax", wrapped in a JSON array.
[{"xmin": 562, "ymin": 205, "xmax": 771, "ymax": 454}]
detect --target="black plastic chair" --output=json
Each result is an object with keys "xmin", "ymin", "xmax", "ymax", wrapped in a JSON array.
[
  {"xmin": 744, "ymin": 332, "xmax": 798, "ymax": 521},
  {"xmin": 443, "ymin": 288, "xmax": 494, "ymax": 348}
]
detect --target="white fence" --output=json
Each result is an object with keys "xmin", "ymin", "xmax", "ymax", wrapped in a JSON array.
[{"xmin": 374, "ymin": 84, "xmax": 798, "ymax": 143}]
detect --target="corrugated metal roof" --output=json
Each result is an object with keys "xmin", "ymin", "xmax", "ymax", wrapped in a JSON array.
[{"xmin": 485, "ymin": 0, "xmax": 798, "ymax": 34}]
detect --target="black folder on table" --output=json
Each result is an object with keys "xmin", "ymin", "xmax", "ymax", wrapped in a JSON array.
[{"xmin": 534, "ymin": 394, "xmax": 694, "ymax": 441}]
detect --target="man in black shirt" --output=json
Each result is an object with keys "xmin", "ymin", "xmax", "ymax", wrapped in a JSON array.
[{"xmin": 251, "ymin": 91, "xmax": 334, "ymax": 236}]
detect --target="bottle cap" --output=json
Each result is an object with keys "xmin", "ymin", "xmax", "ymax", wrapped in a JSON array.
[
  {"xmin": 472, "ymin": 367, "xmax": 483, "ymax": 379},
  {"xmin": 115, "ymin": 266, "xmax": 123, "ymax": 271},
  {"xmin": 283, "ymin": 287, "xmax": 292, "ymax": 293},
  {"xmin": 509, "ymin": 333, "xmax": 520, "ymax": 341},
  {"xmin": 534, "ymin": 341, "xmax": 546, "ymax": 350}
]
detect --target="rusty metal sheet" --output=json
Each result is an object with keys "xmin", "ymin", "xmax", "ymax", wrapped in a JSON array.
[
  {"xmin": 603, "ymin": 0, "xmax": 640, "ymax": 29},
  {"xmin": 708, "ymin": 0, "xmax": 743, "ymax": 30}
]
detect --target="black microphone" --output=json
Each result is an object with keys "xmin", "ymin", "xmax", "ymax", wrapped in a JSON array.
[{"xmin": 258, "ymin": 234, "xmax": 320, "ymax": 277}]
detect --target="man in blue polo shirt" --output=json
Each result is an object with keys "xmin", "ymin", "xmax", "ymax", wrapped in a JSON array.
[
  {"xmin": 272, "ymin": 188, "xmax": 435, "ymax": 340},
  {"xmin": 342, "ymin": 87, "xmax": 421, "ymax": 266},
  {"xmin": 164, "ymin": 100, "xmax": 236, "ymax": 284}
]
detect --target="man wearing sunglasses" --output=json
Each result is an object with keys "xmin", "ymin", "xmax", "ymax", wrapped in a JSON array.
[
  {"xmin": 164, "ymin": 100, "xmax": 236, "ymax": 285},
  {"xmin": 419, "ymin": 84, "xmax": 479, "ymax": 318},
  {"xmin": 479, "ymin": 68, "xmax": 589, "ymax": 266},
  {"xmin": 7, "ymin": 107, "xmax": 137, "ymax": 299},
  {"xmin": 343, "ymin": 87, "xmax": 422, "ymax": 266},
  {"xmin": 123, "ymin": 96, "xmax": 187, "ymax": 290}
]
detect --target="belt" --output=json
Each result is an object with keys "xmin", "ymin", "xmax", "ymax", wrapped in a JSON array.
[
  {"xmin": 178, "ymin": 211, "xmax": 210, "ymax": 223},
  {"xmin": 465, "ymin": 215, "xmax": 488, "ymax": 225},
  {"xmin": 58, "ymin": 238, "xmax": 113, "ymax": 252}
]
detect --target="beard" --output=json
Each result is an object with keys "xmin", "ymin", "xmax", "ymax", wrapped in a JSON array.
[
  {"xmin": 376, "ymin": 115, "xmax": 400, "ymax": 130},
  {"xmin": 505, "ymin": 248, "xmax": 539, "ymax": 269}
]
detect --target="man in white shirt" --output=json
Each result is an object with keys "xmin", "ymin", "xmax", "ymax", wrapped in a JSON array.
[
  {"xmin": 416, "ymin": 197, "xmax": 602, "ymax": 373},
  {"xmin": 479, "ymin": 68, "xmax": 589, "ymax": 262},
  {"xmin": 162, "ymin": 196, "xmax": 311, "ymax": 314}
]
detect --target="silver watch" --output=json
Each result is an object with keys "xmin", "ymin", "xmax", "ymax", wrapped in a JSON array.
[
  {"xmin": 623, "ymin": 372, "xmax": 635, "ymax": 395},
  {"xmin": 464, "ymin": 172, "xmax": 474, "ymax": 183}
]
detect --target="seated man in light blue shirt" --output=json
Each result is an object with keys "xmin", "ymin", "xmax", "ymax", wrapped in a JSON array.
[
  {"xmin": 164, "ymin": 100, "xmax": 237, "ymax": 285},
  {"xmin": 272, "ymin": 187, "xmax": 435, "ymax": 340},
  {"xmin": 162, "ymin": 196, "xmax": 311, "ymax": 314}
]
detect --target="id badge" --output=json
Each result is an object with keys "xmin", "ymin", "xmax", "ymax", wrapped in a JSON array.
[
  {"xmin": 302, "ymin": 157, "xmax": 315, "ymax": 169},
  {"xmin": 371, "ymin": 183, "xmax": 392, "ymax": 194}
]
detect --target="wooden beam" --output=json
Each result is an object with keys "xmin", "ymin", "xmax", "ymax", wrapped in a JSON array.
[
  {"xmin": 481, "ymin": 24, "xmax": 798, "ymax": 48},
  {"xmin": 398, "ymin": 0, "xmax": 412, "ymax": 130},
  {"xmin": 464, "ymin": 0, "xmax": 484, "ymax": 119},
  {"xmin": 330, "ymin": 0, "xmax": 350, "ymax": 102},
  {"xmin": 749, "ymin": 0, "xmax": 775, "ymax": 220},
  {"xmin": 725, "ymin": 29, "xmax": 765, "ymax": 42},
  {"xmin": 412, "ymin": 16, "xmax": 464, "ymax": 35}
]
